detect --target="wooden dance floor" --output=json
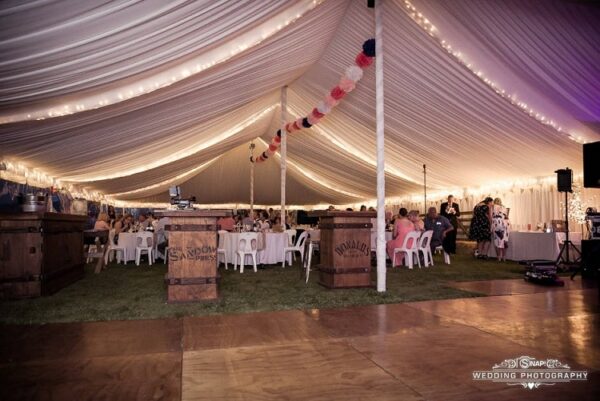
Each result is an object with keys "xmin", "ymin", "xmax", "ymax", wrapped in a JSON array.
[{"xmin": 1, "ymin": 281, "xmax": 598, "ymax": 400}]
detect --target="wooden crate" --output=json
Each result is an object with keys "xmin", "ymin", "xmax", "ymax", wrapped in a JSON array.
[
  {"xmin": 309, "ymin": 211, "xmax": 375, "ymax": 289},
  {"xmin": 0, "ymin": 212, "xmax": 86, "ymax": 299},
  {"xmin": 157, "ymin": 210, "xmax": 230, "ymax": 302}
]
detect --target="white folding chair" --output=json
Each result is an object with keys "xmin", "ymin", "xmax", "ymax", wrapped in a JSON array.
[
  {"xmin": 418, "ymin": 230, "xmax": 434, "ymax": 267},
  {"xmin": 282, "ymin": 231, "xmax": 308, "ymax": 267},
  {"xmin": 284, "ymin": 229, "xmax": 297, "ymax": 246},
  {"xmin": 392, "ymin": 231, "xmax": 421, "ymax": 269},
  {"xmin": 135, "ymin": 231, "xmax": 154, "ymax": 266},
  {"xmin": 217, "ymin": 230, "xmax": 228, "ymax": 270},
  {"xmin": 105, "ymin": 229, "xmax": 126, "ymax": 264},
  {"xmin": 435, "ymin": 245, "xmax": 451, "ymax": 264},
  {"xmin": 303, "ymin": 240, "xmax": 315, "ymax": 283},
  {"xmin": 235, "ymin": 232, "xmax": 258, "ymax": 273}
]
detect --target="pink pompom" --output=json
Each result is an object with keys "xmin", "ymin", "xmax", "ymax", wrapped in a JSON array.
[
  {"xmin": 269, "ymin": 144, "xmax": 277, "ymax": 152},
  {"xmin": 355, "ymin": 52, "xmax": 373, "ymax": 68},
  {"xmin": 330, "ymin": 86, "xmax": 346, "ymax": 100},
  {"xmin": 325, "ymin": 95, "xmax": 339, "ymax": 108},
  {"xmin": 317, "ymin": 101, "xmax": 331, "ymax": 114},
  {"xmin": 312, "ymin": 107, "xmax": 325, "ymax": 118},
  {"xmin": 338, "ymin": 77, "xmax": 356, "ymax": 93},
  {"xmin": 274, "ymin": 135, "xmax": 281, "ymax": 143},
  {"xmin": 307, "ymin": 114, "xmax": 317, "ymax": 125},
  {"xmin": 345, "ymin": 65, "xmax": 363, "ymax": 82},
  {"xmin": 286, "ymin": 122, "xmax": 295, "ymax": 132}
]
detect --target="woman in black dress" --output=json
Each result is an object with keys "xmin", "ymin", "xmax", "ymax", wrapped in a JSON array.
[{"xmin": 469, "ymin": 197, "xmax": 494, "ymax": 259}]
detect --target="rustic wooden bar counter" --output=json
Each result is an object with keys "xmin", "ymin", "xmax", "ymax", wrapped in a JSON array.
[
  {"xmin": 308, "ymin": 211, "xmax": 375, "ymax": 289},
  {"xmin": 156, "ymin": 210, "xmax": 231, "ymax": 302}
]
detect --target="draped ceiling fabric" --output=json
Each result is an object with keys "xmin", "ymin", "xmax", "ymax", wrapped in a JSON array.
[{"xmin": 0, "ymin": 0, "xmax": 599, "ymax": 208}]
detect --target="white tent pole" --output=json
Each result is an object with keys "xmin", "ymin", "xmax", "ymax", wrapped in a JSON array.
[
  {"xmin": 375, "ymin": 0, "xmax": 386, "ymax": 292},
  {"xmin": 281, "ymin": 86, "xmax": 287, "ymax": 226},
  {"xmin": 250, "ymin": 157, "xmax": 254, "ymax": 215}
]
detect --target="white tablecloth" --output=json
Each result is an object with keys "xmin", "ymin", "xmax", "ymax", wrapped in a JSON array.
[
  {"xmin": 219, "ymin": 232, "xmax": 291, "ymax": 265},
  {"xmin": 117, "ymin": 232, "xmax": 157, "ymax": 263},
  {"xmin": 487, "ymin": 231, "xmax": 582, "ymax": 261}
]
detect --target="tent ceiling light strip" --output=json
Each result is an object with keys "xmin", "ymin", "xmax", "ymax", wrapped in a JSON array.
[
  {"xmin": 0, "ymin": 0, "xmax": 325, "ymax": 125},
  {"xmin": 401, "ymin": 0, "xmax": 591, "ymax": 144}
]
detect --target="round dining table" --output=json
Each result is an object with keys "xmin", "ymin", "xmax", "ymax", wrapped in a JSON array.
[{"xmin": 219, "ymin": 231, "xmax": 291, "ymax": 266}]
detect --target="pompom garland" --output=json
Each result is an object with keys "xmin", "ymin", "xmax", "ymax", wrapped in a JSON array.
[{"xmin": 252, "ymin": 38, "xmax": 375, "ymax": 163}]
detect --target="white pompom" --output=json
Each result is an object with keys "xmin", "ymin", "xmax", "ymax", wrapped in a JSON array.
[
  {"xmin": 317, "ymin": 101, "xmax": 331, "ymax": 114},
  {"xmin": 345, "ymin": 65, "xmax": 363, "ymax": 82}
]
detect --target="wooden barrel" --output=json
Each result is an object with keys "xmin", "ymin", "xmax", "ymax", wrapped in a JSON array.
[
  {"xmin": 309, "ymin": 211, "xmax": 375, "ymax": 289},
  {"xmin": 0, "ymin": 212, "xmax": 86, "ymax": 299},
  {"xmin": 157, "ymin": 210, "xmax": 230, "ymax": 302}
]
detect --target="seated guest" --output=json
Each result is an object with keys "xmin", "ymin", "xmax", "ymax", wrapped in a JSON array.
[
  {"xmin": 115, "ymin": 214, "xmax": 133, "ymax": 234},
  {"xmin": 93, "ymin": 212, "xmax": 111, "ymax": 231},
  {"xmin": 257, "ymin": 211, "xmax": 271, "ymax": 230},
  {"xmin": 217, "ymin": 215, "xmax": 236, "ymax": 231},
  {"xmin": 360, "ymin": 205, "xmax": 367, "ymax": 212},
  {"xmin": 386, "ymin": 208, "xmax": 415, "ymax": 266},
  {"xmin": 424, "ymin": 207, "xmax": 453, "ymax": 252},
  {"xmin": 138, "ymin": 213, "xmax": 149, "ymax": 229},
  {"xmin": 345, "ymin": 207, "xmax": 353, "ymax": 211},
  {"xmin": 242, "ymin": 210, "xmax": 254, "ymax": 227},
  {"xmin": 271, "ymin": 216, "xmax": 285, "ymax": 232},
  {"xmin": 327, "ymin": 205, "xmax": 336, "ymax": 211},
  {"xmin": 408, "ymin": 210, "xmax": 424, "ymax": 231}
]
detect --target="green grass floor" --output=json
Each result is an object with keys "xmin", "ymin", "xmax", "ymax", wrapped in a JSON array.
[{"xmin": 0, "ymin": 254, "xmax": 527, "ymax": 325}]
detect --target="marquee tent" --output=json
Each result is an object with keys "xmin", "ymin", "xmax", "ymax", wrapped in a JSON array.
[{"xmin": 1, "ymin": 0, "xmax": 599, "ymax": 214}]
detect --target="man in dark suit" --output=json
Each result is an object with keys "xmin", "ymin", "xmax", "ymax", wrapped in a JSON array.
[{"xmin": 440, "ymin": 195, "xmax": 460, "ymax": 254}]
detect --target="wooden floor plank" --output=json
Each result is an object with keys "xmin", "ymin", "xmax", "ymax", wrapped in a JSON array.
[
  {"xmin": 0, "ymin": 352, "xmax": 182, "ymax": 401},
  {"xmin": 0, "ymin": 318, "xmax": 183, "ymax": 364},
  {"xmin": 183, "ymin": 310, "xmax": 330, "ymax": 351},
  {"xmin": 348, "ymin": 324, "xmax": 600, "ymax": 400},
  {"xmin": 182, "ymin": 341, "xmax": 423, "ymax": 401}
]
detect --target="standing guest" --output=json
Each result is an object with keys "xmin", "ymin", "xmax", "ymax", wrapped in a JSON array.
[
  {"xmin": 492, "ymin": 198, "xmax": 510, "ymax": 261},
  {"xmin": 386, "ymin": 208, "xmax": 415, "ymax": 266},
  {"xmin": 469, "ymin": 197, "xmax": 494, "ymax": 259},
  {"xmin": 217, "ymin": 214, "xmax": 236, "ymax": 231},
  {"xmin": 440, "ymin": 195, "xmax": 460, "ymax": 254},
  {"xmin": 93, "ymin": 212, "xmax": 111, "ymax": 231},
  {"xmin": 107, "ymin": 206, "xmax": 116, "ymax": 222},
  {"xmin": 424, "ymin": 207, "xmax": 454, "ymax": 253},
  {"xmin": 408, "ymin": 210, "xmax": 424, "ymax": 231}
]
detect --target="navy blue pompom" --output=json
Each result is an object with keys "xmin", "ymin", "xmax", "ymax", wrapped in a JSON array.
[
  {"xmin": 276, "ymin": 129, "xmax": 281, "ymax": 137},
  {"xmin": 262, "ymin": 151, "xmax": 268, "ymax": 159},
  {"xmin": 302, "ymin": 117, "xmax": 312, "ymax": 128},
  {"xmin": 362, "ymin": 39, "xmax": 376, "ymax": 57},
  {"xmin": 249, "ymin": 156, "xmax": 254, "ymax": 163}
]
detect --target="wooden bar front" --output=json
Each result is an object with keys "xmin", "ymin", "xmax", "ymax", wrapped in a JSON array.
[
  {"xmin": 0, "ymin": 212, "xmax": 86, "ymax": 299},
  {"xmin": 309, "ymin": 211, "xmax": 376, "ymax": 289},
  {"xmin": 156, "ymin": 210, "xmax": 230, "ymax": 302}
]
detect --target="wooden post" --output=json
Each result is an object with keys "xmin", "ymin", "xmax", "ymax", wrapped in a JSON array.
[{"xmin": 375, "ymin": 0, "xmax": 386, "ymax": 292}]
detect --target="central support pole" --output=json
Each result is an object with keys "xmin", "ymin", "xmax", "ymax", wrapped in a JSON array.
[
  {"xmin": 281, "ymin": 86, "xmax": 288, "ymax": 226},
  {"xmin": 375, "ymin": 0, "xmax": 386, "ymax": 292},
  {"xmin": 250, "ymin": 144, "xmax": 255, "ymax": 215}
]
